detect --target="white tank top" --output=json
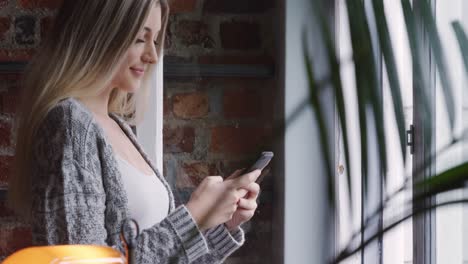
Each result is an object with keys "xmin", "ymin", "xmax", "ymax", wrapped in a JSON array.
[{"xmin": 115, "ymin": 154, "xmax": 169, "ymax": 230}]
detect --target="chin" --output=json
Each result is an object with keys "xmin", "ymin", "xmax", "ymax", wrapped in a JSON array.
[
  {"xmin": 124, "ymin": 87, "xmax": 139, "ymax": 93},
  {"xmin": 120, "ymin": 80, "xmax": 141, "ymax": 93},
  {"xmin": 117, "ymin": 86, "xmax": 137, "ymax": 94}
]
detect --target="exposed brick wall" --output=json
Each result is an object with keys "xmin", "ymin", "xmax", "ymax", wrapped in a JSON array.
[
  {"xmin": 164, "ymin": 0, "xmax": 278, "ymax": 263},
  {"xmin": 0, "ymin": 0, "xmax": 58, "ymax": 258},
  {"xmin": 0, "ymin": 0, "xmax": 280, "ymax": 262},
  {"xmin": 0, "ymin": 87, "xmax": 29, "ymax": 258}
]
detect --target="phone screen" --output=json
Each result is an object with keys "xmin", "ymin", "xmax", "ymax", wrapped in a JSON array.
[
  {"xmin": 247, "ymin": 151, "xmax": 274, "ymax": 184},
  {"xmin": 247, "ymin": 151, "xmax": 274, "ymax": 173}
]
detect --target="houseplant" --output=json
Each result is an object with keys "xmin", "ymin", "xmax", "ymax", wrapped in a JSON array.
[{"xmin": 302, "ymin": 0, "xmax": 468, "ymax": 263}]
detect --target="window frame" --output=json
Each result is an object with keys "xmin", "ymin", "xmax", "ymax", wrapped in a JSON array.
[{"xmin": 136, "ymin": 56, "xmax": 164, "ymax": 173}]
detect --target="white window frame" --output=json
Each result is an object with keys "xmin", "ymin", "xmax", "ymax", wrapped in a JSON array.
[{"xmin": 136, "ymin": 56, "xmax": 164, "ymax": 172}]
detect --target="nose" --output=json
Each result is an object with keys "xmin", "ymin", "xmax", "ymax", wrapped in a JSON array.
[{"xmin": 142, "ymin": 45, "xmax": 158, "ymax": 64}]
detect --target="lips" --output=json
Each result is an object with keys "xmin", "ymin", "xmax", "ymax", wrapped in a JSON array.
[
  {"xmin": 130, "ymin": 67, "xmax": 145, "ymax": 77},
  {"xmin": 130, "ymin": 67, "xmax": 145, "ymax": 73}
]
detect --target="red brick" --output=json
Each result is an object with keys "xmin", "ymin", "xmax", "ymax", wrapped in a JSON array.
[
  {"xmin": 224, "ymin": 87, "xmax": 261, "ymax": 119},
  {"xmin": 173, "ymin": 92, "xmax": 209, "ymax": 118},
  {"xmin": 0, "ymin": 0, "xmax": 8, "ymax": 9},
  {"xmin": 164, "ymin": 19, "xmax": 173, "ymax": 50},
  {"xmin": 204, "ymin": 0, "xmax": 273, "ymax": 14},
  {"xmin": 1, "ymin": 88, "xmax": 20, "ymax": 115},
  {"xmin": 163, "ymin": 126, "xmax": 195, "ymax": 153},
  {"xmin": 212, "ymin": 79, "xmax": 276, "ymax": 120},
  {"xmin": 210, "ymin": 126, "xmax": 271, "ymax": 154},
  {"xmin": 163, "ymin": 96, "xmax": 171, "ymax": 117},
  {"xmin": 0, "ymin": 74, "xmax": 22, "ymax": 82},
  {"xmin": 0, "ymin": 120, "xmax": 11, "ymax": 148},
  {"xmin": 0, "ymin": 17, "xmax": 11, "ymax": 42},
  {"xmin": 169, "ymin": 0, "xmax": 197, "ymax": 13},
  {"xmin": 0, "ymin": 201, "xmax": 15, "ymax": 218},
  {"xmin": 176, "ymin": 161, "xmax": 217, "ymax": 188},
  {"xmin": 0, "ymin": 49, "xmax": 35, "ymax": 61},
  {"xmin": 40, "ymin": 16, "xmax": 54, "ymax": 40},
  {"xmin": 220, "ymin": 21, "xmax": 261, "ymax": 50},
  {"xmin": 0, "ymin": 226, "xmax": 32, "ymax": 257},
  {"xmin": 219, "ymin": 160, "xmax": 250, "ymax": 177},
  {"xmin": 0, "ymin": 155, "xmax": 13, "ymax": 187},
  {"xmin": 174, "ymin": 20, "xmax": 214, "ymax": 48},
  {"xmin": 18, "ymin": 0, "xmax": 62, "ymax": 9}
]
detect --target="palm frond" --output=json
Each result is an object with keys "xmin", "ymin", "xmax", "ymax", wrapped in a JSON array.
[
  {"xmin": 452, "ymin": 21, "xmax": 468, "ymax": 74},
  {"xmin": 372, "ymin": 0, "xmax": 407, "ymax": 161},
  {"xmin": 310, "ymin": 0, "xmax": 354, "ymax": 209}
]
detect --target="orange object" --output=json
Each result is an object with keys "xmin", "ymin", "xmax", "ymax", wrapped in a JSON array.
[{"xmin": 2, "ymin": 245, "xmax": 126, "ymax": 264}]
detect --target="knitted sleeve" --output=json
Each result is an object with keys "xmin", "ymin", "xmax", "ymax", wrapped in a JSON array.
[
  {"xmin": 31, "ymin": 104, "xmax": 109, "ymax": 246},
  {"xmin": 193, "ymin": 225, "xmax": 245, "ymax": 263},
  {"xmin": 30, "ymin": 102, "xmax": 244, "ymax": 263}
]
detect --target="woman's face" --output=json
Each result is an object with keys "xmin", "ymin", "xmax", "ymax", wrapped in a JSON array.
[{"xmin": 111, "ymin": 4, "xmax": 162, "ymax": 93}]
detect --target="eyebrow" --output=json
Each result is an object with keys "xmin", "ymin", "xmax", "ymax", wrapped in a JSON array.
[{"xmin": 143, "ymin": 26, "xmax": 161, "ymax": 35}]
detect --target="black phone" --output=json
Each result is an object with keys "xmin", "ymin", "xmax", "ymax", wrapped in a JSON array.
[{"xmin": 246, "ymin": 151, "xmax": 274, "ymax": 184}]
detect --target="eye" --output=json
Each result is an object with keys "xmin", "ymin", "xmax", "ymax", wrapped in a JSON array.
[{"xmin": 136, "ymin": 38, "xmax": 159, "ymax": 48}]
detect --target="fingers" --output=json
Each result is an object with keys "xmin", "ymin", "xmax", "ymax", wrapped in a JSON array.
[
  {"xmin": 233, "ymin": 208, "xmax": 255, "ymax": 220},
  {"xmin": 232, "ymin": 181, "xmax": 260, "ymax": 202},
  {"xmin": 204, "ymin": 175, "xmax": 224, "ymax": 184},
  {"xmin": 237, "ymin": 197, "xmax": 258, "ymax": 211},
  {"xmin": 243, "ymin": 182, "xmax": 260, "ymax": 199},
  {"xmin": 230, "ymin": 170, "xmax": 261, "ymax": 189},
  {"xmin": 237, "ymin": 188, "xmax": 249, "ymax": 198},
  {"xmin": 225, "ymin": 168, "xmax": 246, "ymax": 180}
]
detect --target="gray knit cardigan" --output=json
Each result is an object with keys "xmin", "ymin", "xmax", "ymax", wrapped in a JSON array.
[{"xmin": 30, "ymin": 97, "xmax": 244, "ymax": 263}]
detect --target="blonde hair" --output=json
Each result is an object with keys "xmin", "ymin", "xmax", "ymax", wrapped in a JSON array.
[{"xmin": 8, "ymin": 0, "xmax": 169, "ymax": 219}]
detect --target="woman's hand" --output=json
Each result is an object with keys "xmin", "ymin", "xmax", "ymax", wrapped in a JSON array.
[
  {"xmin": 224, "ymin": 181, "xmax": 260, "ymax": 231},
  {"xmin": 224, "ymin": 169, "xmax": 261, "ymax": 231},
  {"xmin": 185, "ymin": 170, "xmax": 260, "ymax": 232}
]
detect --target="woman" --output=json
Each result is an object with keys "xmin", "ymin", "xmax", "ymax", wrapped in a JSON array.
[{"xmin": 7, "ymin": 0, "xmax": 261, "ymax": 263}]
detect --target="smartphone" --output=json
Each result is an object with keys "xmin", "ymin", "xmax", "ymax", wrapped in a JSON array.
[
  {"xmin": 246, "ymin": 151, "xmax": 274, "ymax": 172},
  {"xmin": 245, "ymin": 151, "xmax": 274, "ymax": 184}
]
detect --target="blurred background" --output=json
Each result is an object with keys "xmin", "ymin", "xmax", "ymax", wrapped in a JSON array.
[{"xmin": 1, "ymin": 0, "xmax": 468, "ymax": 263}]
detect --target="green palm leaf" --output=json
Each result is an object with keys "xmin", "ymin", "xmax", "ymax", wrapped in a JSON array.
[
  {"xmin": 372, "ymin": 0, "xmax": 407, "ymax": 161},
  {"xmin": 302, "ymin": 31, "xmax": 335, "ymax": 205},
  {"xmin": 310, "ymin": 0, "xmax": 354, "ymax": 208},
  {"xmin": 401, "ymin": 0, "xmax": 433, "ymax": 149},
  {"xmin": 345, "ymin": 0, "xmax": 387, "ymax": 195},
  {"xmin": 452, "ymin": 21, "xmax": 468, "ymax": 74},
  {"xmin": 419, "ymin": 0, "xmax": 456, "ymax": 133}
]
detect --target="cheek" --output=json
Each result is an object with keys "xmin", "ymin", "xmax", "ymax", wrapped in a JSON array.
[
  {"xmin": 118, "ymin": 48, "xmax": 140, "ymax": 73},
  {"xmin": 127, "ymin": 48, "xmax": 141, "ymax": 62},
  {"xmin": 117, "ymin": 56, "xmax": 134, "ymax": 77},
  {"xmin": 114, "ymin": 64, "xmax": 129, "ymax": 83},
  {"xmin": 111, "ymin": 48, "xmax": 142, "ymax": 90}
]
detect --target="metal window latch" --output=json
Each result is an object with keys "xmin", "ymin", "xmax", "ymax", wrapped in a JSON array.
[{"xmin": 406, "ymin": 124, "xmax": 414, "ymax": 155}]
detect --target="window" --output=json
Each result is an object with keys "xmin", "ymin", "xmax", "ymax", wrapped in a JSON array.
[
  {"xmin": 434, "ymin": 1, "xmax": 468, "ymax": 263},
  {"xmin": 335, "ymin": 0, "xmax": 468, "ymax": 263}
]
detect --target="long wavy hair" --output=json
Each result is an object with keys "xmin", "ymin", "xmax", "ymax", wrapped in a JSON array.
[{"xmin": 8, "ymin": 0, "xmax": 169, "ymax": 219}]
